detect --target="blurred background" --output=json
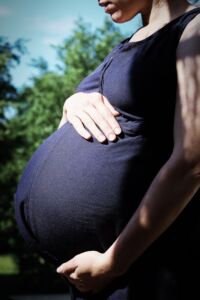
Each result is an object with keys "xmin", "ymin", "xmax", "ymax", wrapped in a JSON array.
[{"xmin": 0, "ymin": 0, "xmax": 141, "ymax": 299}]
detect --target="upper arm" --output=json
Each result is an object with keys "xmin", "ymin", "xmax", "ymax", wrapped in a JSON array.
[{"xmin": 173, "ymin": 14, "xmax": 200, "ymax": 170}]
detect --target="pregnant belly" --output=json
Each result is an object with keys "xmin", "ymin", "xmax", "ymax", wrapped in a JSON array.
[{"xmin": 15, "ymin": 114, "xmax": 148, "ymax": 262}]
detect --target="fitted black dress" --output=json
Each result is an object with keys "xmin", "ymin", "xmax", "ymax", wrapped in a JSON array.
[{"xmin": 14, "ymin": 8, "xmax": 200, "ymax": 300}]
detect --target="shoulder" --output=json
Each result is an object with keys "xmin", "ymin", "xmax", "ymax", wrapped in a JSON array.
[
  {"xmin": 177, "ymin": 12, "xmax": 200, "ymax": 58},
  {"xmin": 173, "ymin": 13, "xmax": 200, "ymax": 168},
  {"xmin": 175, "ymin": 11, "xmax": 200, "ymax": 118}
]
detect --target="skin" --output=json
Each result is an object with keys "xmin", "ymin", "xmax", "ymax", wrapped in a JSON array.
[
  {"xmin": 57, "ymin": 0, "xmax": 200, "ymax": 295},
  {"xmin": 58, "ymin": 92, "xmax": 122, "ymax": 142}
]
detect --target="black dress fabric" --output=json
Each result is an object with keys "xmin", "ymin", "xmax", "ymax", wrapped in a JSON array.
[{"xmin": 14, "ymin": 8, "xmax": 200, "ymax": 300}]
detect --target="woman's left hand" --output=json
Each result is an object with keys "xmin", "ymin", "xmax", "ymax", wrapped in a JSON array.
[{"xmin": 56, "ymin": 250, "xmax": 118, "ymax": 294}]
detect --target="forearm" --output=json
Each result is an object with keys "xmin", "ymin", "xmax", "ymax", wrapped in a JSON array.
[{"xmin": 106, "ymin": 157, "xmax": 200, "ymax": 276}]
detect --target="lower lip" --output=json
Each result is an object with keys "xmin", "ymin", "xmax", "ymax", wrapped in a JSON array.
[{"xmin": 104, "ymin": 4, "xmax": 115, "ymax": 13}]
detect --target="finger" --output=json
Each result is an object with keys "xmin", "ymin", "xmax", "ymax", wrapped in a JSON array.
[
  {"xmin": 67, "ymin": 276, "xmax": 91, "ymax": 293},
  {"xmin": 69, "ymin": 116, "xmax": 92, "ymax": 140},
  {"xmin": 76, "ymin": 285, "xmax": 92, "ymax": 293},
  {"xmin": 78, "ymin": 111, "xmax": 107, "ymax": 143},
  {"xmin": 56, "ymin": 258, "xmax": 77, "ymax": 274},
  {"xmin": 102, "ymin": 96, "xmax": 120, "ymax": 116},
  {"xmin": 58, "ymin": 116, "xmax": 67, "ymax": 129},
  {"xmin": 69, "ymin": 272, "xmax": 79, "ymax": 280},
  {"xmin": 84, "ymin": 105, "xmax": 118, "ymax": 141},
  {"xmin": 67, "ymin": 276, "xmax": 79, "ymax": 285},
  {"xmin": 91, "ymin": 102, "xmax": 122, "ymax": 137},
  {"xmin": 68, "ymin": 274, "xmax": 89, "ymax": 287}
]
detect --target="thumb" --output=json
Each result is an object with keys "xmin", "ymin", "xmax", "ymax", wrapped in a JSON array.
[
  {"xmin": 58, "ymin": 116, "xmax": 67, "ymax": 129},
  {"xmin": 56, "ymin": 258, "xmax": 77, "ymax": 274}
]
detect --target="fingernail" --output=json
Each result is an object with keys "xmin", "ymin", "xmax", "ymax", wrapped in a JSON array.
[
  {"xmin": 86, "ymin": 133, "xmax": 92, "ymax": 139},
  {"xmin": 56, "ymin": 266, "xmax": 63, "ymax": 273},
  {"xmin": 108, "ymin": 133, "xmax": 116, "ymax": 141},
  {"xmin": 98, "ymin": 134, "xmax": 106, "ymax": 142},
  {"xmin": 114, "ymin": 127, "xmax": 121, "ymax": 135}
]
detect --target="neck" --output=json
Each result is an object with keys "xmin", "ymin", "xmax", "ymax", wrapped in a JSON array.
[{"xmin": 142, "ymin": 0, "xmax": 192, "ymax": 26}]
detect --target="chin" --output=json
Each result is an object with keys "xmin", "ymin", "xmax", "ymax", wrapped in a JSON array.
[{"xmin": 111, "ymin": 13, "xmax": 134, "ymax": 24}]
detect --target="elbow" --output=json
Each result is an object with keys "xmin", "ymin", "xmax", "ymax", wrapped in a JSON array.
[
  {"xmin": 185, "ymin": 160, "xmax": 200, "ymax": 182},
  {"xmin": 170, "ymin": 148, "xmax": 200, "ymax": 183}
]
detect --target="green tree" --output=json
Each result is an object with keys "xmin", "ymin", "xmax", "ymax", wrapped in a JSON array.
[
  {"xmin": 57, "ymin": 18, "xmax": 124, "ymax": 93},
  {"xmin": 0, "ymin": 37, "xmax": 27, "ymax": 254}
]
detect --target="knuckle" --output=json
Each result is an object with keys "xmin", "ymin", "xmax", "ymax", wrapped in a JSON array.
[
  {"xmin": 102, "ymin": 127, "xmax": 112, "ymax": 136},
  {"xmin": 84, "ymin": 120, "xmax": 94, "ymax": 127},
  {"xmin": 112, "ymin": 122, "xmax": 120, "ymax": 130},
  {"xmin": 91, "ymin": 93, "xmax": 102, "ymax": 103},
  {"xmin": 89, "ymin": 97, "xmax": 95, "ymax": 104},
  {"xmin": 84, "ymin": 103, "xmax": 94, "ymax": 112},
  {"xmin": 74, "ymin": 124, "xmax": 85, "ymax": 134},
  {"xmin": 104, "ymin": 111, "xmax": 112, "ymax": 119},
  {"xmin": 94, "ymin": 115, "xmax": 104, "ymax": 125},
  {"xmin": 69, "ymin": 115, "xmax": 77, "ymax": 123},
  {"xmin": 100, "ymin": 123, "xmax": 112, "ymax": 133},
  {"xmin": 76, "ymin": 111, "xmax": 85, "ymax": 120},
  {"xmin": 81, "ymin": 98, "xmax": 89, "ymax": 106}
]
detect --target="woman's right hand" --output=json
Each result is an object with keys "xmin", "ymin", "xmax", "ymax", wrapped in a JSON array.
[{"xmin": 58, "ymin": 92, "xmax": 122, "ymax": 143}]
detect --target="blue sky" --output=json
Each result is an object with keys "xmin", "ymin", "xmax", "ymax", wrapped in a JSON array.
[{"xmin": 0, "ymin": 0, "xmax": 142, "ymax": 89}]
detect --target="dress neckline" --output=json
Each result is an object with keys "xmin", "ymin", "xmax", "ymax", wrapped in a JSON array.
[{"xmin": 121, "ymin": 7, "xmax": 200, "ymax": 47}]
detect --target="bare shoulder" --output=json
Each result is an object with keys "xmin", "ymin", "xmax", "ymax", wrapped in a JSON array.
[
  {"xmin": 173, "ymin": 12, "xmax": 200, "ymax": 164},
  {"xmin": 176, "ymin": 11, "xmax": 200, "ymax": 91},
  {"xmin": 177, "ymin": 12, "xmax": 200, "ymax": 57}
]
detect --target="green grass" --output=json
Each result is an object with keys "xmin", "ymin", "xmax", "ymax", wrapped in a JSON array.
[{"xmin": 0, "ymin": 254, "xmax": 19, "ymax": 274}]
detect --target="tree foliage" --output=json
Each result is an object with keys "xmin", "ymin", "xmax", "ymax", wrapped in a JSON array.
[{"xmin": 0, "ymin": 37, "xmax": 27, "ymax": 255}]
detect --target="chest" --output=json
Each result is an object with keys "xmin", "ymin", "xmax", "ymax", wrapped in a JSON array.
[{"xmin": 101, "ymin": 43, "xmax": 177, "ymax": 117}]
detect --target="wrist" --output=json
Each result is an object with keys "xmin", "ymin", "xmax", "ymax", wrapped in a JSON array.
[{"xmin": 104, "ymin": 244, "xmax": 130, "ymax": 278}]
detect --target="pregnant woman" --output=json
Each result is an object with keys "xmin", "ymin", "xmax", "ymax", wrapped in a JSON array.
[{"xmin": 14, "ymin": 0, "xmax": 200, "ymax": 299}]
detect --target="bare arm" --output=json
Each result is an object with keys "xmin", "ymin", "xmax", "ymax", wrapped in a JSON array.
[{"xmin": 106, "ymin": 15, "xmax": 200, "ymax": 275}]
